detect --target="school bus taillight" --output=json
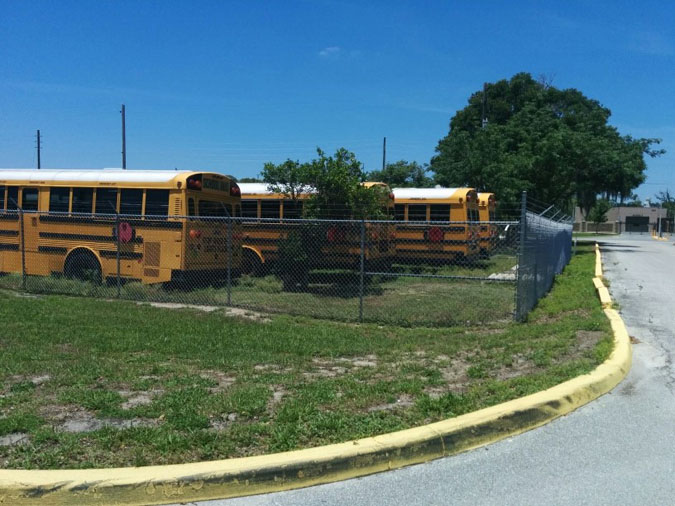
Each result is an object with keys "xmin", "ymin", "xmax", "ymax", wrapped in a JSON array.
[
  {"xmin": 230, "ymin": 184, "xmax": 241, "ymax": 197},
  {"xmin": 189, "ymin": 229, "xmax": 202, "ymax": 239}
]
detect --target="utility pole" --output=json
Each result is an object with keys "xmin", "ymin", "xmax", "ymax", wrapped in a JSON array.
[
  {"xmin": 481, "ymin": 82, "xmax": 488, "ymax": 129},
  {"xmin": 121, "ymin": 104, "xmax": 126, "ymax": 169},
  {"xmin": 36, "ymin": 129, "xmax": 41, "ymax": 169},
  {"xmin": 382, "ymin": 136, "xmax": 386, "ymax": 171}
]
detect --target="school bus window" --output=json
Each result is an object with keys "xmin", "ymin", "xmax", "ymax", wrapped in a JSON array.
[
  {"xmin": 21, "ymin": 188, "xmax": 39, "ymax": 211},
  {"xmin": 188, "ymin": 198, "xmax": 195, "ymax": 216},
  {"xmin": 0, "ymin": 186, "xmax": 5, "ymax": 210},
  {"xmin": 145, "ymin": 189, "xmax": 169, "ymax": 216},
  {"xmin": 234, "ymin": 204, "xmax": 241, "ymax": 217},
  {"xmin": 408, "ymin": 204, "xmax": 427, "ymax": 221},
  {"xmin": 467, "ymin": 208, "xmax": 478, "ymax": 221},
  {"xmin": 282, "ymin": 200, "xmax": 302, "ymax": 219},
  {"xmin": 261, "ymin": 200, "xmax": 280, "ymax": 219},
  {"xmin": 241, "ymin": 199, "xmax": 258, "ymax": 218},
  {"xmin": 72, "ymin": 188, "xmax": 94, "ymax": 213},
  {"xmin": 120, "ymin": 189, "xmax": 143, "ymax": 215},
  {"xmin": 7, "ymin": 187, "xmax": 19, "ymax": 210},
  {"xmin": 430, "ymin": 204, "xmax": 450, "ymax": 221},
  {"xmin": 199, "ymin": 200, "xmax": 231, "ymax": 216},
  {"xmin": 95, "ymin": 188, "xmax": 118, "ymax": 214},
  {"xmin": 394, "ymin": 204, "xmax": 405, "ymax": 221},
  {"xmin": 489, "ymin": 209, "xmax": 496, "ymax": 221},
  {"xmin": 49, "ymin": 187, "xmax": 70, "ymax": 213}
]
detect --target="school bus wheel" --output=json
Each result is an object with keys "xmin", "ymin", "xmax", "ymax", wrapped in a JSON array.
[{"xmin": 64, "ymin": 249, "xmax": 102, "ymax": 284}]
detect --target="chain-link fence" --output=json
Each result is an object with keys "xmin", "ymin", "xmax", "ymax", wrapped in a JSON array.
[
  {"xmin": 0, "ymin": 193, "xmax": 571, "ymax": 326},
  {"xmin": 515, "ymin": 193, "xmax": 573, "ymax": 321}
]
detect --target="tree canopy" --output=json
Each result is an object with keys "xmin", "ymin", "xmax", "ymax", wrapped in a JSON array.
[
  {"xmin": 655, "ymin": 190, "xmax": 675, "ymax": 220},
  {"xmin": 430, "ymin": 72, "xmax": 664, "ymax": 215},
  {"xmin": 261, "ymin": 148, "xmax": 389, "ymax": 219},
  {"xmin": 367, "ymin": 160, "xmax": 433, "ymax": 188}
]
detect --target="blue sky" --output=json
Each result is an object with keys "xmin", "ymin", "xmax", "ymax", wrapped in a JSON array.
[{"xmin": 1, "ymin": 0, "xmax": 673, "ymax": 201}]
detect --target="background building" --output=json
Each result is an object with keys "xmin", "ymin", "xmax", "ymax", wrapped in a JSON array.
[{"xmin": 574, "ymin": 206, "xmax": 669, "ymax": 233}]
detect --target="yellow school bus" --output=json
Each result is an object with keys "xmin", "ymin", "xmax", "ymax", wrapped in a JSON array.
[
  {"xmin": 477, "ymin": 192, "xmax": 497, "ymax": 256},
  {"xmin": 392, "ymin": 187, "xmax": 480, "ymax": 263},
  {"xmin": 238, "ymin": 182, "xmax": 395, "ymax": 274},
  {"xmin": 0, "ymin": 169, "xmax": 242, "ymax": 284}
]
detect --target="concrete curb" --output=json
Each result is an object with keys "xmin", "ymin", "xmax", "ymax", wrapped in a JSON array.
[{"xmin": 0, "ymin": 244, "xmax": 632, "ymax": 505}]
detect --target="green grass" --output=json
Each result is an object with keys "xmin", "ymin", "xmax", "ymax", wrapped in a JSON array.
[
  {"xmin": 0, "ymin": 253, "xmax": 517, "ymax": 326},
  {"xmin": 0, "ymin": 245, "xmax": 612, "ymax": 469}
]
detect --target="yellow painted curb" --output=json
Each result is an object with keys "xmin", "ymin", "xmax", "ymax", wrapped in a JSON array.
[
  {"xmin": 0, "ymin": 247, "xmax": 632, "ymax": 506},
  {"xmin": 593, "ymin": 277, "xmax": 612, "ymax": 308}
]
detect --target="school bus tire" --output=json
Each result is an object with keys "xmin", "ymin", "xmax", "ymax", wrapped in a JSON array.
[
  {"xmin": 64, "ymin": 249, "xmax": 102, "ymax": 285},
  {"xmin": 242, "ymin": 248, "xmax": 264, "ymax": 276}
]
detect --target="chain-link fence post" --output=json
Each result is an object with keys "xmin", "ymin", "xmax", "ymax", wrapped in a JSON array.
[
  {"xmin": 226, "ymin": 216, "xmax": 232, "ymax": 306},
  {"xmin": 115, "ymin": 212, "xmax": 121, "ymax": 298},
  {"xmin": 19, "ymin": 206, "xmax": 26, "ymax": 291},
  {"xmin": 515, "ymin": 191, "xmax": 527, "ymax": 321},
  {"xmin": 358, "ymin": 219, "xmax": 365, "ymax": 322}
]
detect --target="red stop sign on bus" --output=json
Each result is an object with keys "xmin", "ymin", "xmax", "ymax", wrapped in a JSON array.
[{"xmin": 118, "ymin": 222, "xmax": 134, "ymax": 243}]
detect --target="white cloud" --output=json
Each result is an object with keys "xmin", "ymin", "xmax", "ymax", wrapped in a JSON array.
[{"xmin": 318, "ymin": 46, "xmax": 341, "ymax": 57}]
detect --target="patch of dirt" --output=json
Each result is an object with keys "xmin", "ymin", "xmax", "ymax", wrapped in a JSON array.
[
  {"xmin": 60, "ymin": 415, "xmax": 158, "ymax": 433},
  {"xmin": 422, "ymin": 387, "xmax": 447, "ymax": 400},
  {"xmin": 304, "ymin": 355, "xmax": 378, "ymax": 379},
  {"xmin": 37, "ymin": 404, "xmax": 159, "ymax": 433},
  {"xmin": 267, "ymin": 385, "xmax": 287, "ymax": 411},
  {"xmin": 303, "ymin": 366, "xmax": 347, "ymax": 379},
  {"xmin": 367, "ymin": 394, "xmax": 414, "ymax": 412},
  {"xmin": 209, "ymin": 412, "xmax": 238, "ymax": 431},
  {"xmin": 338, "ymin": 355, "xmax": 378, "ymax": 367},
  {"xmin": 199, "ymin": 370, "xmax": 236, "ymax": 393},
  {"xmin": 576, "ymin": 330, "xmax": 605, "ymax": 352},
  {"xmin": 493, "ymin": 354, "xmax": 541, "ymax": 381},
  {"xmin": 630, "ymin": 335, "xmax": 641, "ymax": 344},
  {"xmin": 117, "ymin": 389, "xmax": 163, "ymax": 410},
  {"xmin": 139, "ymin": 374, "xmax": 161, "ymax": 381},
  {"xmin": 139, "ymin": 302, "xmax": 270, "ymax": 322},
  {"xmin": 312, "ymin": 355, "xmax": 378, "ymax": 367},
  {"xmin": 31, "ymin": 375, "xmax": 51, "ymax": 386},
  {"xmin": 438, "ymin": 358, "xmax": 473, "ymax": 392},
  {"xmin": 0, "ymin": 433, "xmax": 29, "ymax": 447},
  {"xmin": 253, "ymin": 364, "xmax": 292, "ymax": 373}
]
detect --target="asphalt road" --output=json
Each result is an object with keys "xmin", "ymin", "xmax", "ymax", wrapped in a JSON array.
[{"xmin": 186, "ymin": 234, "xmax": 675, "ymax": 506}]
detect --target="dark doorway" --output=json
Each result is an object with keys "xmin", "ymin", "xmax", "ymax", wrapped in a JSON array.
[{"xmin": 625, "ymin": 216, "xmax": 649, "ymax": 233}]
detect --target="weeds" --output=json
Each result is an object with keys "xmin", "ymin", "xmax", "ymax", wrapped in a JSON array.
[{"xmin": 0, "ymin": 245, "xmax": 611, "ymax": 469}]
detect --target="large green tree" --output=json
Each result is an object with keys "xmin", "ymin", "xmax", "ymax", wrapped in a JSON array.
[
  {"xmin": 367, "ymin": 160, "xmax": 433, "ymax": 188},
  {"xmin": 262, "ymin": 148, "xmax": 387, "ymax": 219},
  {"xmin": 430, "ymin": 73, "xmax": 664, "ymax": 216}
]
